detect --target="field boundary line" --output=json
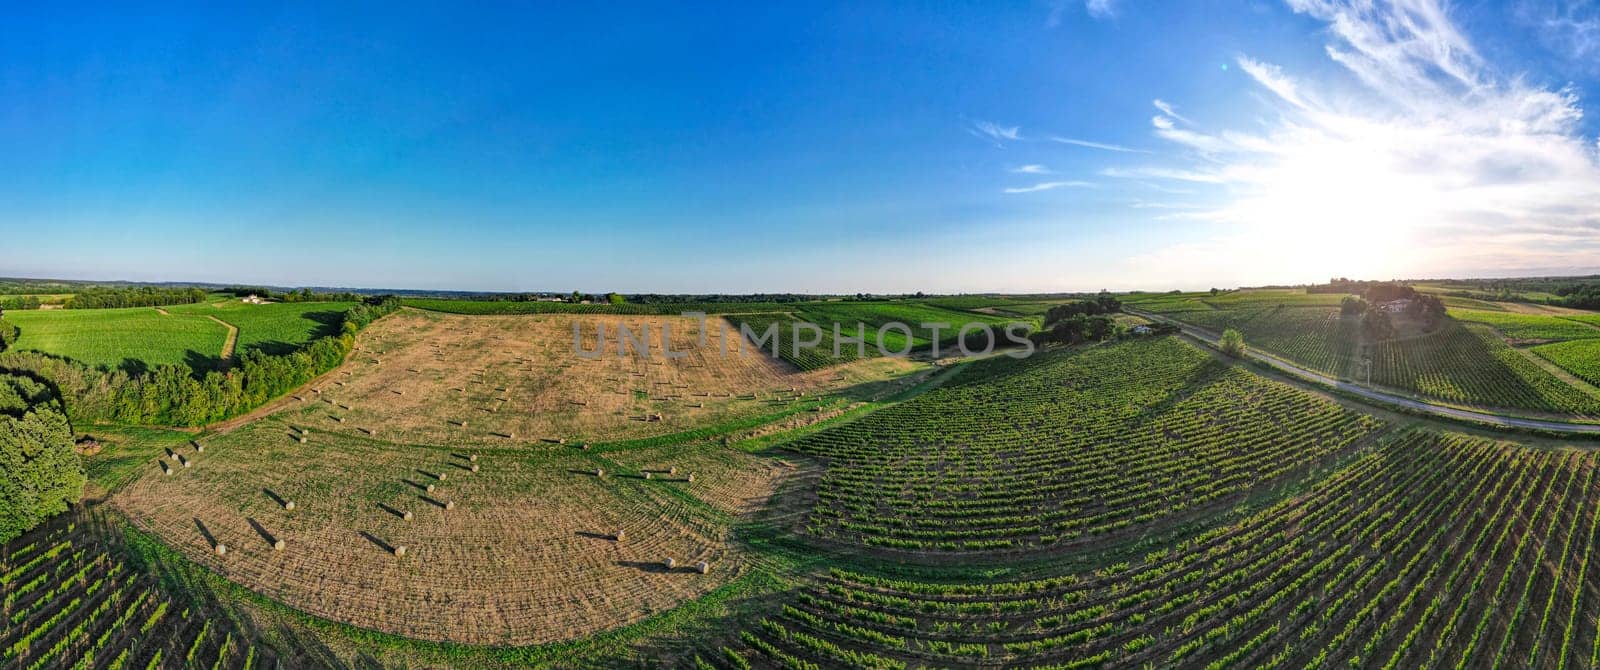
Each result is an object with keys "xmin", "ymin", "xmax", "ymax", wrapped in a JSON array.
[{"xmin": 205, "ymin": 315, "xmax": 239, "ymax": 360}]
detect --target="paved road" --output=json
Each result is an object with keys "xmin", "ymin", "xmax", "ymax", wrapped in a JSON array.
[{"xmin": 1127, "ymin": 309, "xmax": 1600, "ymax": 436}]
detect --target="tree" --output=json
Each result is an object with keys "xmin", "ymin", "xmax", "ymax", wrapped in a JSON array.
[
  {"xmin": 1340, "ymin": 296, "xmax": 1369, "ymax": 316},
  {"xmin": 1403, "ymin": 294, "xmax": 1446, "ymax": 330},
  {"xmin": 606, "ymin": 292, "xmax": 625, "ymax": 305},
  {"xmin": 1362, "ymin": 308, "xmax": 1395, "ymax": 341},
  {"xmin": 569, "ymin": 291, "xmax": 583, "ymax": 304},
  {"xmin": 0, "ymin": 374, "xmax": 84, "ymax": 543},
  {"xmin": 1219, "ymin": 328, "xmax": 1246, "ymax": 358}
]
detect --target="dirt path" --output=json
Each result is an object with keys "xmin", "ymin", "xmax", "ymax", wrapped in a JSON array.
[
  {"xmin": 1128, "ymin": 308, "xmax": 1600, "ymax": 435},
  {"xmin": 206, "ymin": 315, "xmax": 239, "ymax": 360},
  {"xmin": 152, "ymin": 307, "xmax": 169, "ymax": 315}
]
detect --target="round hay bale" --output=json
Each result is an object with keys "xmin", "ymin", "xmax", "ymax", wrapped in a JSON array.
[
  {"xmin": 181, "ymin": 457, "xmax": 191, "ymax": 468},
  {"xmin": 469, "ymin": 454, "xmax": 478, "ymax": 462},
  {"xmin": 438, "ymin": 473, "xmax": 448, "ymax": 481},
  {"xmin": 285, "ymin": 501, "xmax": 296, "ymax": 511},
  {"xmin": 298, "ymin": 436, "xmax": 307, "ymax": 444},
  {"xmin": 445, "ymin": 501, "xmax": 456, "ymax": 511},
  {"xmin": 215, "ymin": 544, "xmax": 228, "ymax": 557},
  {"xmin": 162, "ymin": 463, "xmax": 173, "ymax": 475},
  {"xmin": 273, "ymin": 539, "xmax": 286, "ymax": 551},
  {"xmin": 613, "ymin": 529, "xmax": 626, "ymax": 542},
  {"xmin": 595, "ymin": 467, "xmax": 605, "ymax": 478},
  {"xmin": 643, "ymin": 472, "xmax": 652, "ymax": 480},
  {"xmin": 426, "ymin": 484, "xmax": 436, "ymax": 493},
  {"xmin": 696, "ymin": 561, "xmax": 710, "ymax": 575},
  {"xmin": 394, "ymin": 545, "xmax": 407, "ymax": 557},
  {"xmin": 402, "ymin": 510, "xmax": 414, "ymax": 521},
  {"xmin": 687, "ymin": 473, "xmax": 696, "ymax": 483},
  {"xmin": 471, "ymin": 464, "xmax": 480, "ymax": 473},
  {"xmin": 668, "ymin": 466, "xmax": 677, "ymax": 475},
  {"xmin": 195, "ymin": 444, "xmax": 205, "ymax": 453},
  {"xmin": 663, "ymin": 557, "xmax": 676, "ymax": 570}
]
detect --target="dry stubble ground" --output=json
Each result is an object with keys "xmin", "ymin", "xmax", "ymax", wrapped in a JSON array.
[{"xmin": 112, "ymin": 309, "xmax": 919, "ymax": 645}]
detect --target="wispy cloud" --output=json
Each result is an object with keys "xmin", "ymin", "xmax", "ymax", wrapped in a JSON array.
[
  {"xmin": 1126, "ymin": 0, "xmax": 1600, "ymax": 283},
  {"xmin": 1048, "ymin": 136, "xmax": 1147, "ymax": 153},
  {"xmin": 1152, "ymin": 99, "xmax": 1192, "ymax": 125},
  {"xmin": 1102, "ymin": 166, "xmax": 1226, "ymax": 183},
  {"xmin": 1004, "ymin": 180, "xmax": 1095, "ymax": 194},
  {"xmin": 1515, "ymin": 1, "xmax": 1600, "ymax": 66},
  {"xmin": 1086, "ymin": 0, "xmax": 1119, "ymax": 19},
  {"xmin": 1010, "ymin": 164, "xmax": 1052, "ymax": 174},
  {"xmin": 970, "ymin": 120, "xmax": 1022, "ymax": 144}
]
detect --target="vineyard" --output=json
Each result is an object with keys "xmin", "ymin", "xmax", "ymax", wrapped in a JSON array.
[
  {"xmin": 1370, "ymin": 323, "xmax": 1600, "ymax": 415},
  {"xmin": 1, "ymin": 515, "xmax": 274, "ymax": 670},
  {"xmin": 1131, "ymin": 289, "xmax": 1600, "ymax": 417},
  {"xmin": 1448, "ymin": 309, "xmax": 1600, "ymax": 343},
  {"xmin": 790, "ymin": 337, "xmax": 1383, "ymax": 552},
  {"xmin": 702, "ymin": 430, "xmax": 1600, "ymax": 669},
  {"xmin": 1536, "ymin": 339, "xmax": 1600, "ymax": 387}
]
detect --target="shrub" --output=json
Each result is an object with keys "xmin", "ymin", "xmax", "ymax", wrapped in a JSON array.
[{"xmin": 1219, "ymin": 328, "xmax": 1246, "ymax": 358}]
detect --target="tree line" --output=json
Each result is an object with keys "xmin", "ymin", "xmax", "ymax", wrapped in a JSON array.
[
  {"xmin": 1340, "ymin": 290, "xmax": 1446, "ymax": 341},
  {"xmin": 1033, "ymin": 293, "xmax": 1129, "ymax": 346},
  {"xmin": 0, "ymin": 295, "xmax": 42, "ymax": 310},
  {"xmin": 67, "ymin": 286, "xmax": 207, "ymax": 309},
  {"xmin": 222, "ymin": 286, "xmax": 372, "ymax": 303},
  {"xmin": 0, "ymin": 296, "xmax": 399, "ymax": 427},
  {"xmin": 0, "ymin": 372, "xmax": 84, "ymax": 544}
]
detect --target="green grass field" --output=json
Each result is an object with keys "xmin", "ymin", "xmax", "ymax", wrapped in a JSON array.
[
  {"xmin": 3, "ymin": 307, "xmax": 230, "ymax": 371},
  {"xmin": 4, "ymin": 300, "xmax": 356, "ymax": 371},
  {"xmin": 167, "ymin": 300, "xmax": 355, "ymax": 354}
]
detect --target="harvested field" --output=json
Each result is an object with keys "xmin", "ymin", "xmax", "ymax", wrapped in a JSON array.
[
  {"xmin": 113, "ymin": 419, "xmax": 783, "ymax": 645},
  {"xmin": 275, "ymin": 309, "xmax": 921, "ymax": 448}
]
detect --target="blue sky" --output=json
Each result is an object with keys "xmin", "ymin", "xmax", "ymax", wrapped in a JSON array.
[{"xmin": 3, "ymin": 1, "xmax": 1599, "ymax": 293}]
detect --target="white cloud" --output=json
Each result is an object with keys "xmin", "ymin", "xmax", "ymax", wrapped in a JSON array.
[
  {"xmin": 1102, "ymin": 166, "xmax": 1227, "ymax": 183},
  {"xmin": 1049, "ymin": 136, "xmax": 1147, "ymax": 153},
  {"xmin": 1153, "ymin": 99, "xmax": 1193, "ymax": 124},
  {"xmin": 1004, "ymin": 180, "xmax": 1095, "ymax": 193},
  {"xmin": 1010, "ymin": 164, "xmax": 1052, "ymax": 174},
  {"xmin": 1086, "ymin": 0, "xmax": 1118, "ymax": 19},
  {"xmin": 971, "ymin": 120, "xmax": 1022, "ymax": 144},
  {"xmin": 1125, "ymin": 0, "xmax": 1600, "ymax": 283}
]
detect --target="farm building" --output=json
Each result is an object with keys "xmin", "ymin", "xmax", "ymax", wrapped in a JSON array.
[{"xmin": 1377, "ymin": 298, "xmax": 1412, "ymax": 313}]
